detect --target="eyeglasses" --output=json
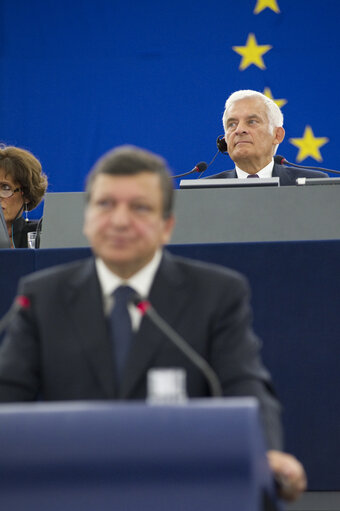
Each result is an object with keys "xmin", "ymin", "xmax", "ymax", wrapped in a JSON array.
[{"xmin": 0, "ymin": 183, "xmax": 21, "ymax": 199}]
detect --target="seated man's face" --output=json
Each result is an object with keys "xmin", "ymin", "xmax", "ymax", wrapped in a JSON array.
[
  {"xmin": 83, "ymin": 171, "xmax": 174, "ymax": 278},
  {"xmin": 224, "ymin": 97, "xmax": 284, "ymax": 171}
]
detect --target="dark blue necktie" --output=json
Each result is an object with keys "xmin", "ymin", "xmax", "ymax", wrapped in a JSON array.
[
  {"xmin": 247, "ymin": 173, "xmax": 259, "ymax": 178},
  {"xmin": 109, "ymin": 286, "xmax": 135, "ymax": 382}
]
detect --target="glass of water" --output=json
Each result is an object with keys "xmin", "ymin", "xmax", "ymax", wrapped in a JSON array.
[
  {"xmin": 27, "ymin": 231, "xmax": 37, "ymax": 249},
  {"xmin": 147, "ymin": 368, "xmax": 187, "ymax": 405}
]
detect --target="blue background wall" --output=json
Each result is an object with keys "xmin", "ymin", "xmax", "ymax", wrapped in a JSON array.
[{"xmin": 1, "ymin": 0, "xmax": 340, "ymax": 219}]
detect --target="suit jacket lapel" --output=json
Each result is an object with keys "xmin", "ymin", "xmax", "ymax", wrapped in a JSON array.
[
  {"xmin": 272, "ymin": 163, "xmax": 293, "ymax": 185},
  {"xmin": 220, "ymin": 169, "xmax": 237, "ymax": 179},
  {"xmin": 120, "ymin": 251, "xmax": 190, "ymax": 399},
  {"xmin": 65, "ymin": 259, "xmax": 117, "ymax": 398},
  {"xmin": 209, "ymin": 169, "xmax": 236, "ymax": 179}
]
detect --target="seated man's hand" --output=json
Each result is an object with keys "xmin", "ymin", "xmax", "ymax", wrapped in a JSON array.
[{"xmin": 267, "ymin": 450, "xmax": 307, "ymax": 502}]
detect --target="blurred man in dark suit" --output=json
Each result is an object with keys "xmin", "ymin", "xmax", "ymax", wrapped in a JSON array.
[
  {"xmin": 0, "ymin": 145, "xmax": 306, "ymax": 501},
  {"xmin": 211, "ymin": 89, "xmax": 327, "ymax": 184}
]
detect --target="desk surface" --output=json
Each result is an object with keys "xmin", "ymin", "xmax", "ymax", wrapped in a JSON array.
[
  {"xmin": 172, "ymin": 185, "xmax": 340, "ymax": 243},
  {"xmin": 40, "ymin": 186, "xmax": 340, "ymax": 248}
]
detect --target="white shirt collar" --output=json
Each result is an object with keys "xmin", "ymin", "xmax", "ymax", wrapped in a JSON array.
[
  {"xmin": 236, "ymin": 159, "xmax": 274, "ymax": 179},
  {"xmin": 95, "ymin": 249, "xmax": 162, "ymax": 302}
]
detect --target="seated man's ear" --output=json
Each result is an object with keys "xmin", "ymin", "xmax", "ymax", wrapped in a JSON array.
[{"xmin": 274, "ymin": 127, "xmax": 285, "ymax": 144}]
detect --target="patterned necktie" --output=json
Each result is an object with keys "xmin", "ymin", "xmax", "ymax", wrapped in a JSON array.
[
  {"xmin": 247, "ymin": 174, "xmax": 260, "ymax": 178},
  {"xmin": 109, "ymin": 286, "xmax": 135, "ymax": 382}
]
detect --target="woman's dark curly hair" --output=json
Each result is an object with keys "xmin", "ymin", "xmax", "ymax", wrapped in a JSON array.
[{"xmin": 0, "ymin": 145, "xmax": 48, "ymax": 210}]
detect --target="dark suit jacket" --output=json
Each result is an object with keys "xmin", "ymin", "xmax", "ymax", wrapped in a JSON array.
[
  {"xmin": 12, "ymin": 217, "xmax": 40, "ymax": 248},
  {"xmin": 0, "ymin": 251, "xmax": 282, "ymax": 449},
  {"xmin": 209, "ymin": 162, "xmax": 328, "ymax": 185}
]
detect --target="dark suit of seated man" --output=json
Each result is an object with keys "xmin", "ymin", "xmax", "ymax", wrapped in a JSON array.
[
  {"xmin": 0, "ymin": 145, "xmax": 306, "ymax": 502},
  {"xmin": 209, "ymin": 89, "xmax": 328, "ymax": 185}
]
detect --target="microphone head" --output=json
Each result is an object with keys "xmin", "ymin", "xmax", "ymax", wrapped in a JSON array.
[
  {"xmin": 130, "ymin": 293, "xmax": 151, "ymax": 315},
  {"xmin": 16, "ymin": 295, "xmax": 31, "ymax": 309},
  {"xmin": 274, "ymin": 155, "xmax": 286, "ymax": 165},
  {"xmin": 195, "ymin": 161, "xmax": 208, "ymax": 173}
]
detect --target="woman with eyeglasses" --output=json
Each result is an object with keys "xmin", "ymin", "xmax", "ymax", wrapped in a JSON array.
[{"xmin": 0, "ymin": 146, "xmax": 48, "ymax": 248}]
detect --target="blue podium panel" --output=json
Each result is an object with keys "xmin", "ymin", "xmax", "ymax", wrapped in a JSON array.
[
  {"xmin": 0, "ymin": 399, "xmax": 277, "ymax": 511},
  {"xmin": 0, "ymin": 249, "xmax": 35, "ymax": 318},
  {"xmin": 1, "ymin": 242, "xmax": 339, "ymax": 490},
  {"xmin": 34, "ymin": 246, "xmax": 92, "ymax": 270}
]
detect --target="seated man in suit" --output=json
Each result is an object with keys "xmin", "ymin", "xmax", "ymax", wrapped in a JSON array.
[
  {"xmin": 0, "ymin": 145, "xmax": 305, "ymax": 501},
  {"xmin": 211, "ymin": 89, "xmax": 327, "ymax": 184}
]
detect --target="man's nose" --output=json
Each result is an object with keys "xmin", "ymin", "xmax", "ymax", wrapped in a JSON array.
[
  {"xmin": 235, "ymin": 121, "xmax": 248, "ymax": 134},
  {"xmin": 110, "ymin": 204, "xmax": 130, "ymax": 225}
]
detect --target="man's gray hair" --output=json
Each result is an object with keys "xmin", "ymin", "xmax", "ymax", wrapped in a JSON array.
[{"xmin": 222, "ymin": 90, "xmax": 284, "ymax": 134}]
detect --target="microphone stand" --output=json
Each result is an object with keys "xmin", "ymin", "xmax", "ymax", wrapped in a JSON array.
[{"xmin": 133, "ymin": 297, "xmax": 223, "ymax": 398}]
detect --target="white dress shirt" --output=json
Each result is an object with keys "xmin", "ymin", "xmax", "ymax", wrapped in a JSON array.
[
  {"xmin": 95, "ymin": 250, "xmax": 162, "ymax": 331},
  {"xmin": 236, "ymin": 159, "xmax": 274, "ymax": 179}
]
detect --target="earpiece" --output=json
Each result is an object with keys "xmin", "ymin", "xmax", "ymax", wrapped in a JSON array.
[
  {"xmin": 216, "ymin": 135, "xmax": 228, "ymax": 154},
  {"xmin": 24, "ymin": 202, "xmax": 29, "ymax": 222}
]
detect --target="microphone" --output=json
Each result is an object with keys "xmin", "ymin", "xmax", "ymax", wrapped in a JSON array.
[
  {"xmin": 131, "ymin": 294, "xmax": 223, "ymax": 398},
  {"xmin": 0, "ymin": 295, "xmax": 31, "ymax": 336},
  {"xmin": 35, "ymin": 217, "xmax": 43, "ymax": 249},
  {"xmin": 274, "ymin": 155, "xmax": 340, "ymax": 175},
  {"xmin": 172, "ymin": 161, "xmax": 208, "ymax": 179}
]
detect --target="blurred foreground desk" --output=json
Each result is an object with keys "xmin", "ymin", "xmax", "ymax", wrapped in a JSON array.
[{"xmin": 0, "ymin": 399, "xmax": 278, "ymax": 511}]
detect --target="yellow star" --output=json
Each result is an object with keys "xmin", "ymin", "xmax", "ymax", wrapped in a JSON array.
[
  {"xmin": 263, "ymin": 87, "xmax": 287, "ymax": 108},
  {"xmin": 232, "ymin": 33, "xmax": 272, "ymax": 70},
  {"xmin": 289, "ymin": 126, "xmax": 329, "ymax": 162},
  {"xmin": 254, "ymin": 0, "xmax": 280, "ymax": 14}
]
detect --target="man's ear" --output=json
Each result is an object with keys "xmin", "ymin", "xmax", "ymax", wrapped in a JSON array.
[{"xmin": 274, "ymin": 126, "xmax": 285, "ymax": 144}]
